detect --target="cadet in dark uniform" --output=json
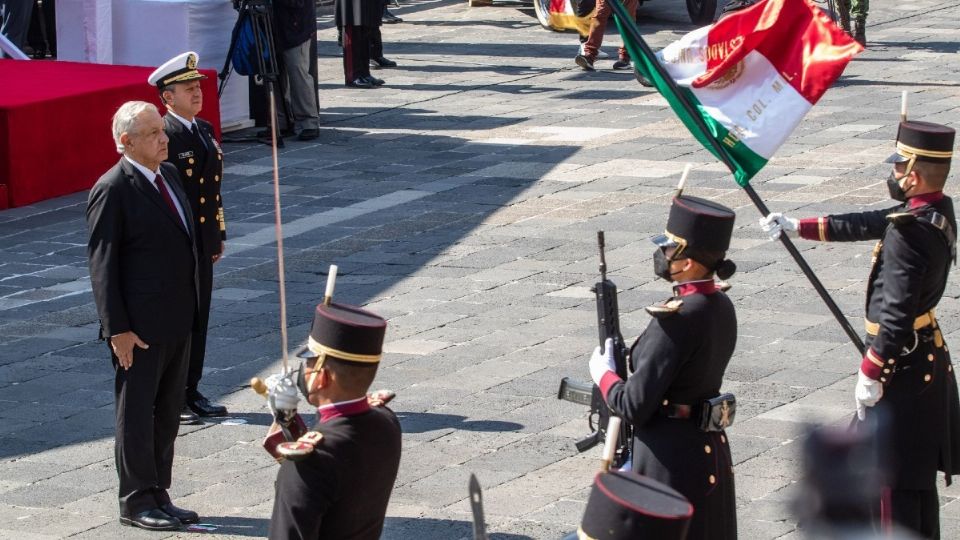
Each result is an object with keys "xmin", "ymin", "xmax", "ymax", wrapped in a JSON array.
[
  {"xmin": 563, "ymin": 470, "xmax": 693, "ymax": 540},
  {"xmin": 589, "ymin": 195, "xmax": 739, "ymax": 540},
  {"xmin": 268, "ymin": 302, "xmax": 402, "ymax": 540},
  {"xmin": 148, "ymin": 52, "xmax": 228, "ymax": 423},
  {"xmin": 761, "ymin": 121, "xmax": 960, "ymax": 539}
]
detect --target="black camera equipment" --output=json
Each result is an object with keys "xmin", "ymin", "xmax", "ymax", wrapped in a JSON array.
[{"xmin": 219, "ymin": 0, "xmax": 291, "ymax": 146}]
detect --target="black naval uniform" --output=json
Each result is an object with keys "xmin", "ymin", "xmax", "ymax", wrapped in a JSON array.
[
  {"xmin": 162, "ymin": 114, "xmax": 226, "ymax": 399},
  {"xmin": 798, "ymin": 192, "xmax": 960, "ymax": 536},
  {"xmin": 598, "ymin": 279, "xmax": 738, "ymax": 540},
  {"xmin": 269, "ymin": 399, "xmax": 402, "ymax": 540}
]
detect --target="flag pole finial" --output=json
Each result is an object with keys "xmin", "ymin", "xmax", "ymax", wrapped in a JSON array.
[
  {"xmin": 900, "ymin": 91, "xmax": 908, "ymax": 122},
  {"xmin": 676, "ymin": 164, "xmax": 692, "ymax": 197}
]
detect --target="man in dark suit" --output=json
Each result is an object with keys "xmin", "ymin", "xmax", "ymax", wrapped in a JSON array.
[
  {"xmin": 148, "ymin": 52, "xmax": 229, "ymax": 424},
  {"xmin": 86, "ymin": 101, "xmax": 201, "ymax": 531},
  {"xmin": 268, "ymin": 301, "xmax": 402, "ymax": 539}
]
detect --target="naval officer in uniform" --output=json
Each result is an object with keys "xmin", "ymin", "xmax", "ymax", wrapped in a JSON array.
[{"xmin": 148, "ymin": 52, "xmax": 229, "ymax": 424}]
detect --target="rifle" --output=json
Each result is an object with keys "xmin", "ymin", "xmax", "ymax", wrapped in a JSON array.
[{"xmin": 558, "ymin": 231, "xmax": 632, "ymax": 467}]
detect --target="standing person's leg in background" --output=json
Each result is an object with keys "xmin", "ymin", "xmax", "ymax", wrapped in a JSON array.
[
  {"xmin": 850, "ymin": 0, "xmax": 868, "ymax": 46},
  {"xmin": 576, "ymin": 0, "xmax": 612, "ymax": 71},
  {"xmin": 280, "ymin": 40, "xmax": 320, "ymax": 138},
  {"xmin": 0, "ymin": 0, "xmax": 33, "ymax": 56},
  {"xmin": 343, "ymin": 25, "xmax": 373, "ymax": 88},
  {"xmin": 575, "ymin": 0, "xmax": 607, "ymax": 58},
  {"xmin": 612, "ymin": 0, "xmax": 638, "ymax": 69},
  {"xmin": 369, "ymin": 22, "xmax": 396, "ymax": 69}
]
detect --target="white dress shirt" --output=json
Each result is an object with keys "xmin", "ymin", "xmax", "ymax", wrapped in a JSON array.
[{"xmin": 124, "ymin": 156, "xmax": 189, "ymax": 231}]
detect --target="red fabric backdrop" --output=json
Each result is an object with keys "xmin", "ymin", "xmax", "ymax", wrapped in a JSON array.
[{"xmin": 0, "ymin": 60, "xmax": 221, "ymax": 209}]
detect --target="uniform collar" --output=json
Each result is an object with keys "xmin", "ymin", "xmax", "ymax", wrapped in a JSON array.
[
  {"xmin": 316, "ymin": 396, "xmax": 370, "ymax": 423},
  {"xmin": 123, "ymin": 155, "xmax": 161, "ymax": 181},
  {"xmin": 908, "ymin": 191, "xmax": 944, "ymax": 209},
  {"xmin": 673, "ymin": 279, "xmax": 717, "ymax": 297},
  {"xmin": 167, "ymin": 109, "xmax": 196, "ymax": 131}
]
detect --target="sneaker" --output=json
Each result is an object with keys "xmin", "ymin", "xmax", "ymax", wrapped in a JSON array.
[
  {"xmin": 577, "ymin": 43, "xmax": 610, "ymax": 59},
  {"xmin": 575, "ymin": 54, "xmax": 595, "ymax": 71},
  {"xmin": 612, "ymin": 58, "xmax": 632, "ymax": 70}
]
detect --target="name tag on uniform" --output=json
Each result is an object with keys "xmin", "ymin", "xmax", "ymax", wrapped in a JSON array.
[{"xmin": 178, "ymin": 151, "xmax": 194, "ymax": 159}]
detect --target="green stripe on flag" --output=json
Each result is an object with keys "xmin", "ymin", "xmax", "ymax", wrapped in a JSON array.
[{"xmin": 614, "ymin": 16, "xmax": 767, "ymax": 187}]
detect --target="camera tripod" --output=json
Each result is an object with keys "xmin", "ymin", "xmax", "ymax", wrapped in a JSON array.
[{"xmin": 219, "ymin": 0, "xmax": 292, "ymax": 146}]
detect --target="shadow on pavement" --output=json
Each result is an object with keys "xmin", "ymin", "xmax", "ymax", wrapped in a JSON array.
[
  {"xmin": 383, "ymin": 516, "xmax": 535, "ymax": 539},
  {"xmin": 397, "ymin": 411, "xmax": 524, "ymax": 433}
]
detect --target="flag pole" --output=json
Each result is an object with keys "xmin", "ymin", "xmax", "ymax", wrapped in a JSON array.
[{"xmin": 610, "ymin": 0, "xmax": 865, "ymax": 355}]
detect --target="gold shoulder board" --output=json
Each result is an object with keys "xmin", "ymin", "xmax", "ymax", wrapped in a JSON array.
[
  {"xmin": 886, "ymin": 212, "xmax": 917, "ymax": 226},
  {"xmin": 646, "ymin": 299, "xmax": 683, "ymax": 318}
]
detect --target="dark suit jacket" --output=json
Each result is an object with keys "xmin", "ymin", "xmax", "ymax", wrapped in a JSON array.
[
  {"xmin": 86, "ymin": 158, "xmax": 199, "ymax": 344},
  {"xmin": 163, "ymin": 115, "xmax": 226, "ymax": 257}
]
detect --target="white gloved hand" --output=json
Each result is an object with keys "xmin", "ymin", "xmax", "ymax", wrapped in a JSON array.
[
  {"xmin": 759, "ymin": 212, "xmax": 799, "ymax": 241},
  {"xmin": 265, "ymin": 372, "xmax": 299, "ymax": 412},
  {"xmin": 589, "ymin": 338, "xmax": 617, "ymax": 386},
  {"xmin": 855, "ymin": 370, "xmax": 883, "ymax": 421}
]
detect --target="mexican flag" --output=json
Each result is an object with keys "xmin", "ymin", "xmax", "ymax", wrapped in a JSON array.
[{"xmin": 612, "ymin": 0, "xmax": 862, "ymax": 185}]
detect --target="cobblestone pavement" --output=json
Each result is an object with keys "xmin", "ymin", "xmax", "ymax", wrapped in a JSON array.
[{"xmin": 1, "ymin": 0, "xmax": 959, "ymax": 538}]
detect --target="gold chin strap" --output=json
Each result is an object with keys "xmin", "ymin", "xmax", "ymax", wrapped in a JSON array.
[
  {"xmin": 664, "ymin": 230, "xmax": 688, "ymax": 258},
  {"xmin": 306, "ymin": 354, "xmax": 326, "ymax": 392}
]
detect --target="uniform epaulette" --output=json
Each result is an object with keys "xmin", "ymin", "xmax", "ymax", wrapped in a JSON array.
[
  {"xmin": 646, "ymin": 299, "xmax": 683, "ymax": 318},
  {"xmin": 277, "ymin": 431, "xmax": 323, "ymax": 462},
  {"xmin": 716, "ymin": 281, "xmax": 732, "ymax": 292},
  {"xmin": 886, "ymin": 212, "xmax": 917, "ymax": 226}
]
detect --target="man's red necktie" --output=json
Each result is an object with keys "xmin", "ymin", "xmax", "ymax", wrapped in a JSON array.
[{"xmin": 154, "ymin": 174, "xmax": 185, "ymax": 230}]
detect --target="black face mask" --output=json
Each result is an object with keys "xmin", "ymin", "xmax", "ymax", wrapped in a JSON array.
[
  {"xmin": 887, "ymin": 172, "xmax": 910, "ymax": 202},
  {"xmin": 653, "ymin": 249, "xmax": 684, "ymax": 281},
  {"xmin": 295, "ymin": 361, "xmax": 311, "ymax": 399}
]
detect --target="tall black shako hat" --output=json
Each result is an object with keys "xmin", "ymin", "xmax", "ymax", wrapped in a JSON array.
[
  {"xmin": 885, "ymin": 120, "xmax": 955, "ymax": 165},
  {"xmin": 297, "ymin": 302, "xmax": 387, "ymax": 364},
  {"xmin": 652, "ymin": 195, "xmax": 736, "ymax": 256},
  {"xmin": 570, "ymin": 471, "xmax": 692, "ymax": 540}
]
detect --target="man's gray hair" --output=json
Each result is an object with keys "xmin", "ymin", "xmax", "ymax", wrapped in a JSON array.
[{"xmin": 112, "ymin": 101, "xmax": 158, "ymax": 154}]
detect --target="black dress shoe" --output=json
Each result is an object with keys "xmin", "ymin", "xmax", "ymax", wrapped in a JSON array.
[
  {"xmin": 382, "ymin": 9, "xmax": 403, "ymax": 23},
  {"xmin": 256, "ymin": 127, "xmax": 293, "ymax": 139},
  {"xmin": 364, "ymin": 75, "xmax": 385, "ymax": 87},
  {"xmin": 180, "ymin": 406, "xmax": 201, "ymax": 425},
  {"xmin": 187, "ymin": 394, "xmax": 228, "ymax": 418},
  {"xmin": 160, "ymin": 503, "xmax": 199, "ymax": 525},
  {"xmin": 346, "ymin": 78, "xmax": 373, "ymax": 89},
  {"xmin": 298, "ymin": 128, "xmax": 320, "ymax": 141},
  {"xmin": 371, "ymin": 56, "xmax": 398, "ymax": 68},
  {"xmin": 120, "ymin": 508, "xmax": 181, "ymax": 531}
]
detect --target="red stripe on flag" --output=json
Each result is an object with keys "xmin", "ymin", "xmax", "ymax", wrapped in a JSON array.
[{"xmin": 692, "ymin": 0, "xmax": 861, "ymax": 104}]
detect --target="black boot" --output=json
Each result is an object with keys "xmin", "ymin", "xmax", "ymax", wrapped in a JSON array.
[{"xmin": 854, "ymin": 17, "xmax": 866, "ymax": 46}]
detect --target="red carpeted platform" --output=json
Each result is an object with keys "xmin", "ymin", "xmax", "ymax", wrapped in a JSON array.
[{"xmin": 0, "ymin": 60, "xmax": 221, "ymax": 209}]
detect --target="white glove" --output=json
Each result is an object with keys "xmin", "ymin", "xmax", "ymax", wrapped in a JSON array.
[
  {"xmin": 759, "ymin": 212, "xmax": 799, "ymax": 241},
  {"xmin": 589, "ymin": 338, "xmax": 617, "ymax": 386},
  {"xmin": 855, "ymin": 370, "xmax": 883, "ymax": 421},
  {"xmin": 265, "ymin": 372, "xmax": 299, "ymax": 412}
]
